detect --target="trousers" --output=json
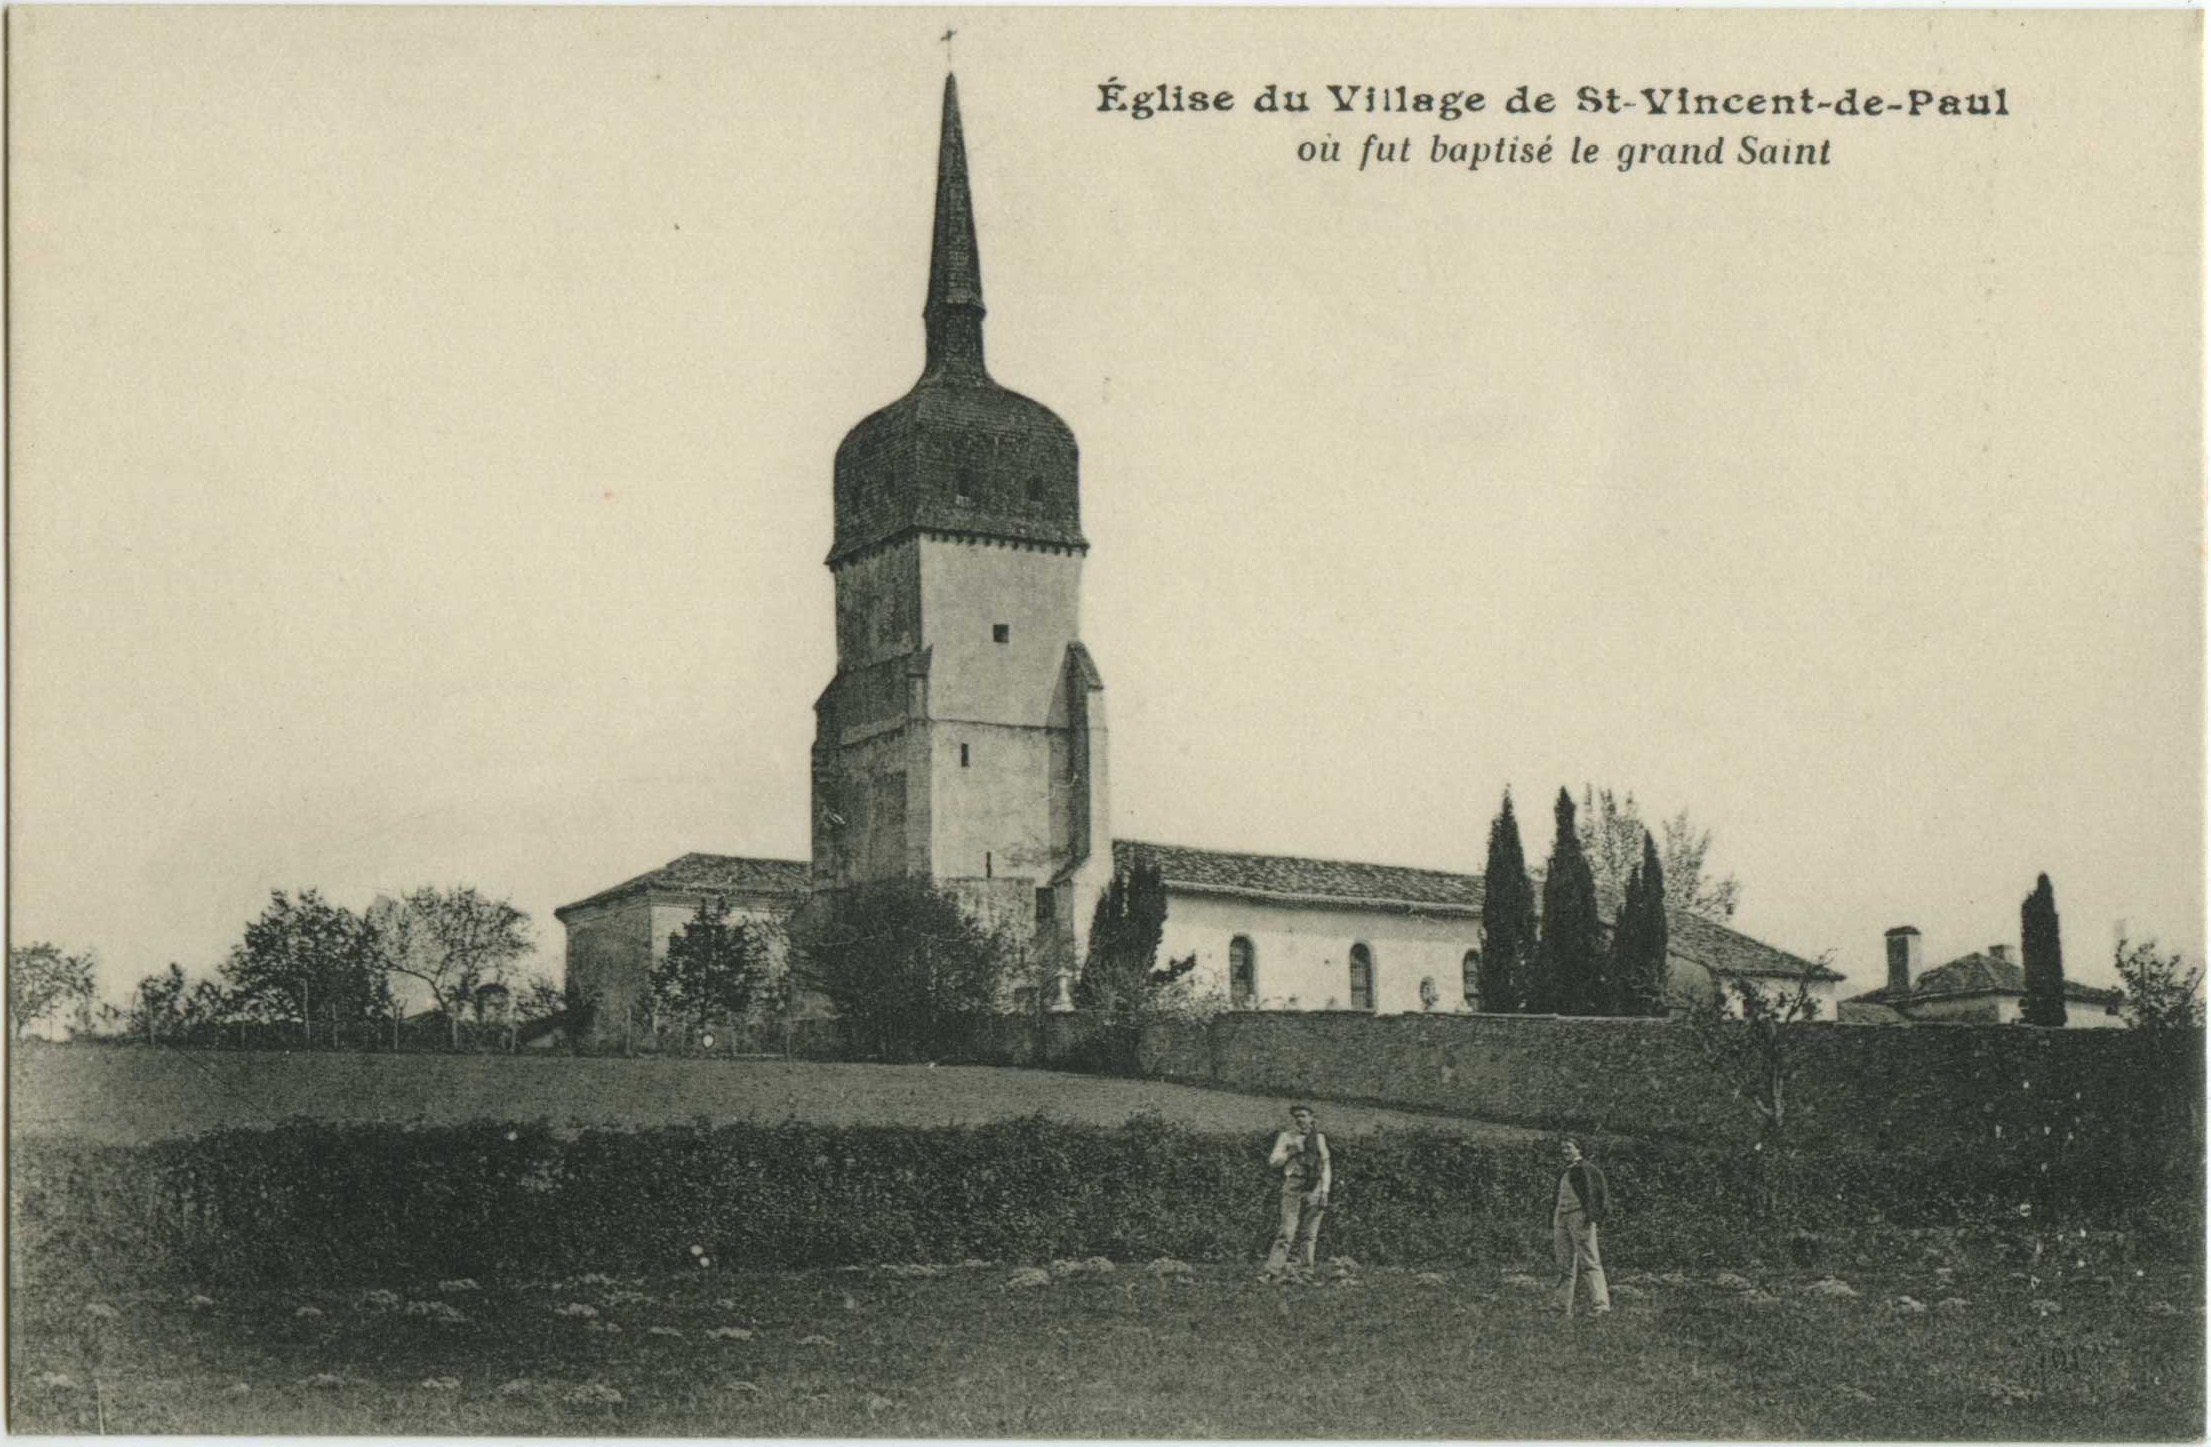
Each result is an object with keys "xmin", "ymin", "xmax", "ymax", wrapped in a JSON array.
[
  {"xmin": 1265, "ymin": 1179, "xmax": 1326, "ymax": 1273},
  {"xmin": 1553, "ymin": 1210, "xmax": 1610, "ymax": 1315}
]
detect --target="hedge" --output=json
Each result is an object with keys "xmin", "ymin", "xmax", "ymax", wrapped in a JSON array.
[{"xmin": 11, "ymin": 1115, "xmax": 2197, "ymax": 1290}]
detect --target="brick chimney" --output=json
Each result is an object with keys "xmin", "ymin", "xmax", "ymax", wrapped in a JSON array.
[
  {"xmin": 1988, "ymin": 944, "xmax": 2011, "ymax": 963},
  {"xmin": 1884, "ymin": 926, "xmax": 1922, "ymax": 995}
]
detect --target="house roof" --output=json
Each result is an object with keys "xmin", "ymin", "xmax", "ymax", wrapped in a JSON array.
[
  {"xmin": 1115, "ymin": 839, "xmax": 1485, "ymax": 914},
  {"xmin": 1112, "ymin": 839, "xmax": 1841, "ymax": 982},
  {"xmin": 1662, "ymin": 909, "xmax": 1845, "ymax": 983},
  {"xmin": 1846, "ymin": 950, "xmax": 2123, "ymax": 1008},
  {"xmin": 554, "ymin": 853, "xmax": 811, "ymax": 920}
]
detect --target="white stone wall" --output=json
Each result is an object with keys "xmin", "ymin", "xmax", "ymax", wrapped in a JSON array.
[
  {"xmin": 929, "ymin": 722, "xmax": 1056, "ymax": 883},
  {"xmin": 1154, "ymin": 891, "xmax": 1844, "ymax": 1019},
  {"xmin": 1157, "ymin": 890, "xmax": 1484, "ymax": 1015},
  {"xmin": 917, "ymin": 538, "xmax": 1083, "ymax": 726},
  {"xmin": 1906, "ymin": 992, "xmax": 2126, "ymax": 1028},
  {"xmin": 1675, "ymin": 960, "xmax": 1842, "ymax": 1015},
  {"xmin": 562, "ymin": 895, "xmax": 654, "ymax": 1025}
]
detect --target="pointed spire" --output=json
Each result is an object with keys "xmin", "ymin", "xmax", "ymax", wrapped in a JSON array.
[{"xmin": 924, "ymin": 73, "xmax": 987, "ymax": 378}]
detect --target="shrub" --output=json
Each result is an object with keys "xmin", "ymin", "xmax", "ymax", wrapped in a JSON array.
[
  {"xmin": 11, "ymin": 1114, "xmax": 2196, "ymax": 1291},
  {"xmin": 789, "ymin": 880, "xmax": 1019, "ymax": 1063}
]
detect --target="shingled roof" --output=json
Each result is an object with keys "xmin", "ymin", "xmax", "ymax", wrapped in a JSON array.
[
  {"xmin": 1847, "ymin": 950, "xmax": 2123, "ymax": 1008},
  {"xmin": 1112, "ymin": 839, "xmax": 1840, "ymax": 982},
  {"xmin": 1663, "ymin": 908, "xmax": 1845, "ymax": 983},
  {"xmin": 554, "ymin": 853, "xmax": 810, "ymax": 920},
  {"xmin": 1114, "ymin": 839, "xmax": 1484, "ymax": 914}
]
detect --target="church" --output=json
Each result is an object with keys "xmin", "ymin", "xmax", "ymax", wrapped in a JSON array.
[{"xmin": 555, "ymin": 75, "xmax": 1839, "ymax": 1039}]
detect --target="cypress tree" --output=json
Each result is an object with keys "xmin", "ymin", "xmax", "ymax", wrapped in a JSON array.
[
  {"xmin": 1610, "ymin": 831, "xmax": 1671, "ymax": 1016},
  {"xmin": 1077, "ymin": 854, "xmax": 1169, "ymax": 1018},
  {"xmin": 2020, "ymin": 872, "xmax": 2068, "ymax": 1027},
  {"xmin": 1478, "ymin": 790, "xmax": 1538, "ymax": 1012},
  {"xmin": 1536, "ymin": 787, "xmax": 1606, "ymax": 1015}
]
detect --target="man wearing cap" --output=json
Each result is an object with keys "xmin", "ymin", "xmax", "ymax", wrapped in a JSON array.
[{"xmin": 1260, "ymin": 1104, "xmax": 1330, "ymax": 1281}]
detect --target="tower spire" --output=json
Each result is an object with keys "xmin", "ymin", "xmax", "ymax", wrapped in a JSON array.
[{"xmin": 924, "ymin": 73, "xmax": 987, "ymax": 378}]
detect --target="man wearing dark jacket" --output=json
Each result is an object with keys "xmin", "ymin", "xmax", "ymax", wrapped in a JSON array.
[{"xmin": 1552, "ymin": 1138, "xmax": 1611, "ymax": 1317}]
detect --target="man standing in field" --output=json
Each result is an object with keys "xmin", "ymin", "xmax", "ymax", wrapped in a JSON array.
[
  {"xmin": 1260, "ymin": 1104, "xmax": 1330, "ymax": 1282},
  {"xmin": 1553, "ymin": 1137, "xmax": 1611, "ymax": 1317}
]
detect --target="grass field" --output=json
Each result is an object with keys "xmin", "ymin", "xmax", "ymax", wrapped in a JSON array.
[
  {"xmin": 10, "ymin": 1257, "xmax": 2201, "ymax": 1438},
  {"xmin": 8, "ymin": 1047, "xmax": 1528, "ymax": 1144},
  {"xmin": 12, "ymin": 1046, "xmax": 2203, "ymax": 1438}
]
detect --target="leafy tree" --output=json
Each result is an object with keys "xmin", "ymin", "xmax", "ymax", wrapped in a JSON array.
[
  {"xmin": 183, "ymin": 979, "xmax": 234, "ymax": 1041},
  {"xmin": 1536, "ymin": 788, "xmax": 1606, "ymax": 1014},
  {"xmin": 1478, "ymin": 790, "xmax": 1538, "ymax": 1013},
  {"xmin": 220, "ymin": 890, "xmax": 391, "ymax": 1046},
  {"xmin": 1609, "ymin": 831, "xmax": 1671, "ymax": 1016},
  {"xmin": 1076, "ymin": 853, "xmax": 1170, "ymax": 1018},
  {"xmin": 2113, "ymin": 936, "xmax": 2204, "ymax": 1151},
  {"xmin": 2117, "ymin": 936, "xmax": 2206, "ymax": 1031},
  {"xmin": 790, "ymin": 878, "xmax": 1017, "ymax": 1062},
  {"xmin": 126, "ymin": 963, "xmax": 191, "ymax": 1045},
  {"xmin": 2019, "ymin": 873, "xmax": 2068, "ymax": 1028},
  {"xmin": 366, "ymin": 887, "xmax": 531, "ymax": 1048},
  {"xmin": 1578, "ymin": 785, "xmax": 1742, "ymax": 922},
  {"xmin": 653, "ymin": 896, "xmax": 772, "ymax": 1037},
  {"xmin": 8, "ymin": 942, "xmax": 96, "ymax": 1040}
]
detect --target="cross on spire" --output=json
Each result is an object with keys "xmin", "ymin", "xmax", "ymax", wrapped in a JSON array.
[{"xmin": 939, "ymin": 28, "xmax": 956, "ymax": 65}]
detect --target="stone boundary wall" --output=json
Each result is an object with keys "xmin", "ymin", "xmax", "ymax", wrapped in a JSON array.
[{"xmin": 1131, "ymin": 1011, "xmax": 2194, "ymax": 1150}]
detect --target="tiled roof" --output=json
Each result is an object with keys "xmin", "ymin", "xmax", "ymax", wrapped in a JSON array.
[
  {"xmin": 555, "ymin": 853, "xmax": 810, "ymax": 919},
  {"xmin": 1846, "ymin": 951, "xmax": 2123, "ymax": 1007},
  {"xmin": 1663, "ymin": 908, "xmax": 1846, "ymax": 983},
  {"xmin": 1115, "ymin": 839, "xmax": 1484, "ymax": 913},
  {"xmin": 1113, "ymin": 839, "xmax": 1840, "ymax": 982}
]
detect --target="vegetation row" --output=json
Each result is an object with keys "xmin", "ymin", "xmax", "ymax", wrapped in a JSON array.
[
  {"xmin": 14, "ymin": 1115, "xmax": 2197, "ymax": 1292},
  {"xmin": 13, "ymin": 784, "xmax": 2202, "ymax": 1068}
]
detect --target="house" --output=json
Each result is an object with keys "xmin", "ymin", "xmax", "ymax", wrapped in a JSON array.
[
  {"xmin": 1839, "ymin": 925, "xmax": 2124, "ymax": 1026},
  {"xmin": 555, "ymin": 853, "xmax": 808, "ymax": 1037}
]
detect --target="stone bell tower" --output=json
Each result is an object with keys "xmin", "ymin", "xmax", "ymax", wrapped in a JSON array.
[{"xmin": 810, "ymin": 75, "xmax": 1110, "ymax": 973}]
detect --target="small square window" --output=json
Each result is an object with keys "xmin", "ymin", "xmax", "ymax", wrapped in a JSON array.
[{"xmin": 991, "ymin": 624, "xmax": 1010, "ymax": 644}]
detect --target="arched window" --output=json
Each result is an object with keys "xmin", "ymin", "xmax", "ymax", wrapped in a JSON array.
[
  {"xmin": 1348, "ymin": 943, "xmax": 1375, "ymax": 1012},
  {"xmin": 1227, "ymin": 936, "xmax": 1256, "ymax": 1008},
  {"xmin": 1463, "ymin": 949, "xmax": 1482, "ymax": 1010}
]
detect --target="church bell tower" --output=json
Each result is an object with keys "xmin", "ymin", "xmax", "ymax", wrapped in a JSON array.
[{"xmin": 811, "ymin": 75, "xmax": 1110, "ymax": 967}]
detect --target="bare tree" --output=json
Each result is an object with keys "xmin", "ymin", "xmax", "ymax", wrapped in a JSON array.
[
  {"xmin": 8, "ymin": 942, "xmax": 96, "ymax": 1040},
  {"xmin": 1579, "ymin": 786, "xmax": 1743, "ymax": 923},
  {"xmin": 1686, "ymin": 970, "xmax": 1826, "ymax": 1219},
  {"xmin": 368, "ymin": 887, "xmax": 532, "ymax": 1049},
  {"xmin": 1687, "ymin": 971, "xmax": 1824, "ymax": 1141}
]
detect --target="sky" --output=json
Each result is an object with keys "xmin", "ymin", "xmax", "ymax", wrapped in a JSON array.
[{"xmin": 10, "ymin": 8, "xmax": 2203, "ymax": 1007}]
